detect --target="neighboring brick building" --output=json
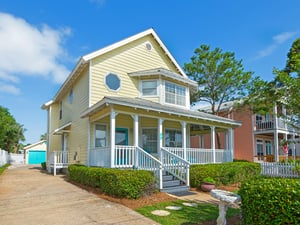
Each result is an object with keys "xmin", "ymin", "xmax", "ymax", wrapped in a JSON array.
[{"xmin": 191, "ymin": 101, "xmax": 300, "ymax": 162}]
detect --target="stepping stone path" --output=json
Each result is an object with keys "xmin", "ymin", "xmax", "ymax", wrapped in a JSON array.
[
  {"xmin": 151, "ymin": 210, "xmax": 170, "ymax": 216},
  {"xmin": 182, "ymin": 202, "xmax": 197, "ymax": 207},
  {"xmin": 151, "ymin": 202, "xmax": 197, "ymax": 217},
  {"xmin": 166, "ymin": 206, "xmax": 182, "ymax": 210}
]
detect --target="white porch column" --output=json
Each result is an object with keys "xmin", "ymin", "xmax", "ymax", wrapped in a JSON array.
[
  {"xmin": 274, "ymin": 104, "xmax": 279, "ymax": 162},
  {"xmin": 87, "ymin": 119, "xmax": 90, "ymax": 166},
  {"xmin": 228, "ymin": 128, "xmax": 234, "ymax": 162},
  {"xmin": 274, "ymin": 131, "xmax": 279, "ymax": 162},
  {"xmin": 211, "ymin": 126, "xmax": 216, "ymax": 163},
  {"xmin": 158, "ymin": 118, "xmax": 163, "ymax": 158},
  {"xmin": 181, "ymin": 121, "xmax": 187, "ymax": 160},
  {"xmin": 133, "ymin": 114, "xmax": 139, "ymax": 146},
  {"xmin": 110, "ymin": 108, "xmax": 116, "ymax": 168}
]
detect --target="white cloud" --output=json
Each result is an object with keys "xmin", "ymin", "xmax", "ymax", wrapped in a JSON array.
[
  {"xmin": 255, "ymin": 31, "xmax": 298, "ymax": 60},
  {"xmin": 0, "ymin": 82, "xmax": 21, "ymax": 95},
  {"xmin": 0, "ymin": 12, "xmax": 71, "ymax": 94},
  {"xmin": 273, "ymin": 32, "xmax": 298, "ymax": 44}
]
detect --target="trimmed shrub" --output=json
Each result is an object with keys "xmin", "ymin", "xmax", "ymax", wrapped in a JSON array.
[
  {"xmin": 239, "ymin": 177, "xmax": 300, "ymax": 224},
  {"xmin": 41, "ymin": 162, "xmax": 46, "ymax": 170},
  {"xmin": 190, "ymin": 162, "xmax": 261, "ymax": 188},
  {"xmin": 68, "ymin": 164, "xmax": 156, "ymax": 199}
]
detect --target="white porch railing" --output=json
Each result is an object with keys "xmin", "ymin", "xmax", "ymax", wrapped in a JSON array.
[
  {"xmin": 114, "ymin": 145, "xmax": 135, "ymax": 168},
  {"xmin": 161, "ymin": 147, "xmax": 190, "ymax": 186},
  {"xmin": 48, "ymin": 151, "xmax": 69, "ymax": 176},
  {"xmin": 90, "ymin": 147, "xmax": 111, "ymax": 167},
  {"xmin": 164, "ymin": 147, "xmax": 231, "ymax": 164},
  {"xmin": 261, "ymin": 162, "xmax": 300, "ymax": 178}
]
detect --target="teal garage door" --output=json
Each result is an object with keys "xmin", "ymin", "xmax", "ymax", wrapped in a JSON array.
[{"xmin": 28, "ymin": 150, "xmax": 46, "ymax": 164}]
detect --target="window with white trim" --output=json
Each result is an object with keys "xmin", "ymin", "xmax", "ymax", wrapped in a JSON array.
[
  {"xmin": 142, "ymin": 128, "xmax": 157, "ymax": 154},
  {"xmin": 95, "ymin": 124, "xmax": 107, "ymax": 147},
  {"xmin": 256, "ymin": 139, "xmax": 264, "ymax": 160},
  {"xmin": 165, "ymin": 129, "xmax": 182, "ymax": 147},
  {"xmin": 142, "ymin": 80, "xmax": 157, "ymax": 96},
  {"xmin": 59, "ymin": 101, "xmax": 62, "ymax": 120},
  {"xmin": 165, "ymin": 81, "xmax": 186, "ymax": 106},
  {"xmin": 68, "ymin": 88, "xmax": 73, "ymax": 104}
]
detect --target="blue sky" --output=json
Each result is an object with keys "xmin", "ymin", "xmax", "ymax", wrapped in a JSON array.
[{"xmin": 0, "ymin": 0, "xmax": 299, "ymax": 144}]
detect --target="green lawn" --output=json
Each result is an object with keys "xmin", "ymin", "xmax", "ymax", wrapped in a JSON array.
[
  {"xmin": 0, "ymin": 164, "xmax": 10, "ymax": 175},
  {"xmin": 136, "ymin": 200, "xmax": 240, "ymax": 225}
]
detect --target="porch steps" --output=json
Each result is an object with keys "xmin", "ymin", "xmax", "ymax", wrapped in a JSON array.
[{"xmin": 161, "ymin": 173, "xmax": 189, "ymax": 194}]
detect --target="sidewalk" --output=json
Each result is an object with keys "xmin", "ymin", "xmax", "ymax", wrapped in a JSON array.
[{"xmin": 0, "ymin": 165, "xmax": 158, "ymax": 225}]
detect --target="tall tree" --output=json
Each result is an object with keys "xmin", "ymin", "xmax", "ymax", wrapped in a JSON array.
[
  {"xmin": 0, "ymin": 106, "xmax": 26, "ymax": 152},
  {"xmin": 273, "ymin": 38, "xmax": 300, "ymax": 121},
  {"xmin": 184, "ymin": 45, "xmax": 254, "ymax": 115},
  {"xmin": 184, "ymin": 45, "xmax": 257, "ymax": 148}
]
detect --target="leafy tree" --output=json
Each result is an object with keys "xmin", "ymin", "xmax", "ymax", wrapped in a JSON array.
[
  {"xmin": 0, "ymin": 106, "xmax": 26, "ymax": 152},
  {"xmin": 40, "ymin": 133, "xmax": 47, "ymax": 141},
  {"xmin": 184, "ymin": 45, "xmax": 258, "ymax": 148},
  {"xmin": 184, "ymin": 44, "xmax": 255, "ymax": 115},
  {"xmin": 273, "ymin": 38, "xmax": 300, "ymax": 121}
]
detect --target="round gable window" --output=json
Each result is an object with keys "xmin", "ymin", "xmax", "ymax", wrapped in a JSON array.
[{"xmin": 105, "ymin": 73, "xmax": 121, "ymax": 91}]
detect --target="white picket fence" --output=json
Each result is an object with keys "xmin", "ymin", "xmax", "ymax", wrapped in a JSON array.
[
  {"xmin": 0, "ymin": 149, "xmax": 9, "ymax": 166},
  {"xmin": 0, "ymin": 149, "xmax": 24, "ymax": 166},
  {"xmin": 261, "ymin": 162, "xmax": 300, "ymax": 178}
]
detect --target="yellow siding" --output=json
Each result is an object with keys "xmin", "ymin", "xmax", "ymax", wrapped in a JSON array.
[
  {"xmin": 49, "ymin": 103, "xmax": 60, "ymax": 152},
  {"xmin": 49, "ymin": 67, "xmax": 90, "ymax": 164},
  {"xmin": 66, "ymin": 67, "xmax": 89, "ymax": 164},
  {"xmin": 90, "ymin": 36, "xmax": 179, "ymax": 106}
]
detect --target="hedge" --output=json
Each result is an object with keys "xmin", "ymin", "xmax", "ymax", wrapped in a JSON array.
[
  {"xmin": 68, "ymin": 164, "xmax": 156, "ymax": 199},
  {"xmin": 190, "ymin": 162, "xmax": 261, "ymax": 188},
  {"xmin": 239, "ymin": 177, "xmax": 300, "ymax": 224}
]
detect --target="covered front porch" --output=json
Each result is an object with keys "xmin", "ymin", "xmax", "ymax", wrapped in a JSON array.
[{"xmin": 79, "ymin": 96, "xmax": 240, "ymax": 192}]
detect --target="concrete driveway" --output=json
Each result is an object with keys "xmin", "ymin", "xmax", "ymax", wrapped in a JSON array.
[{"xmin": 0, "ymin": 165, "xmax": 158, "ymax": 225}]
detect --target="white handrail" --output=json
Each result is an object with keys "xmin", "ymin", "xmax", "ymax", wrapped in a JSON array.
[
  {"xmin": 161, "ymin": 147, "xmax": 190, "ymax": 186},
  {"xmin": 48, "ymin": 151, "xmax": 69, "ymax": 176},
  {"xmin": 164, "ymin": 147, "xmax": 229, "ymax": 164},
  {"xmin": 135, "ymin": 146, "xmax": 163, "ymax": 190}
]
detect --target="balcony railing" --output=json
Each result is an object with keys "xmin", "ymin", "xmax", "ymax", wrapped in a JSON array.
[{"xmin": 255, "ymin": 119, "xmax": 300, "ymax": 132}]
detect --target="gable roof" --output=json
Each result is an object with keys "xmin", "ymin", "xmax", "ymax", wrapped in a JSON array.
[
  {"xmin": 23, "ymin": 140, "xmax": 47, "ymax": 150},
  {"xmin": 129, "ymin": 67, "xmax": 198, "ymax": 88},
  {"xmin": 43, "ymin": 28, "xmax": 187, "ymax": 108},
  {"xmin": 81, "ymin": 96, "xmax": 242, "ymax": 128}
]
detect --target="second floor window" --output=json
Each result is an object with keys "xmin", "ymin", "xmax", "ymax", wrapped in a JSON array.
[
  {"xmin": 142, "ymin": 80, "xmax": 157, "ymax": 96},
  {"xmin": 105, "ymin": 73, "xmax": 120, "ymax": 91},
  {"xmin": 59, "ymin": 101, "xmax": 62, "ymax": 120},
  {"xmin": 165, "ymin": 81, "xmax": 186, "ymax": 106}
]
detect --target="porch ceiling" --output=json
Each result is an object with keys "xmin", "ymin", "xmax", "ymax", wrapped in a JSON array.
[{"xmin": 81, "ymin": 96, "xmax": 241, "ymax": 128}]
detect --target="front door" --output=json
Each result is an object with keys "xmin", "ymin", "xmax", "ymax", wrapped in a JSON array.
[{"xmin": 115, "ymin": 128, "xmax": 128, "ymax": 145}]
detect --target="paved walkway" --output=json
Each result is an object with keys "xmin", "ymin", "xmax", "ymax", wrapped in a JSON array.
[{"xmin": 0, "ymin": 165, "xmax": 157, "ymax": 225}]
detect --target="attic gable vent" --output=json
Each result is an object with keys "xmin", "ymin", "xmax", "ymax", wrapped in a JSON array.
[{"xmin": 145, "ymin": 42, "xmax": 152, "ymax": 51}]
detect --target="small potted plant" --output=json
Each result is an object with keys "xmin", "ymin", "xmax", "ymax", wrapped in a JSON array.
[{"xmin": 201, "ymin": 177, "xmax": 216, "ymax": 192}]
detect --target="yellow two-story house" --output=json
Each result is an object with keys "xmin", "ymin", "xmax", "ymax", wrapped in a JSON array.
[{"xmin": 42, "ymin": 28, "xmax": 241, "ymax": 192}]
